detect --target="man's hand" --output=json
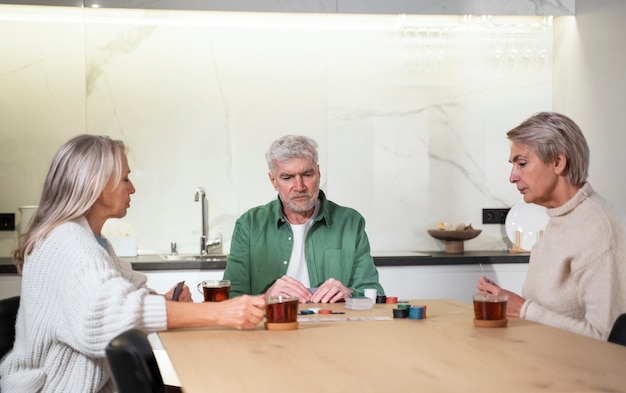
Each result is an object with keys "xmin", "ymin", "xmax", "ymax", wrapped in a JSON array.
[
  {"xmin": 265, "ymin": 275, "xmax": 311, "ymax": 303},
  {"xmin": 309, "ymin": 278, "xmax": 352, "ymax": 303}
]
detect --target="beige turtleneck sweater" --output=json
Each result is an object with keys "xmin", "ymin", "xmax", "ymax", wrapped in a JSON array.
[{"xmin": 521, "ymin": 183, "xmax": 626, "ymax": 340}]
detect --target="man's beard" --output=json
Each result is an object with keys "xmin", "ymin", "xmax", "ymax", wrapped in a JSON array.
[{"xmin": 285, "ymin": 191, "xmax": 318, "ymax": 212}]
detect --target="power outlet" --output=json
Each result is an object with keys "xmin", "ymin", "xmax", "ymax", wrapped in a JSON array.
[
  {"xmin": 482, "ymin": 208, "xmax": 510, "ymax": 224},
  {"xmin": 0, "ymin": 213, "xmax": 15, "ymax": 231}
]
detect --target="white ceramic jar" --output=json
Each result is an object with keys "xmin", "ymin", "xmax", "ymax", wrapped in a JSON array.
[{"xmin": 17, "ymin": 205, "xmax": 38, "ymax": 236}]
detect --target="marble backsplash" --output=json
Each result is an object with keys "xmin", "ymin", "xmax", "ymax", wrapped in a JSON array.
[{"xmin": 0, "ymin": 5, "xmax": 554, "ymax": 256}]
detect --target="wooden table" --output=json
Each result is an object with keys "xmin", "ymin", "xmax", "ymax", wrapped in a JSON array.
[{"xmin": 158, "ymin": 300, "xmax": 626, "ymax": 392}]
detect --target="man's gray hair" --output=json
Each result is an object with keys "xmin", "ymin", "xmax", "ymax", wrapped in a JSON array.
[{"xmin": 266, "ymin": 135, "xmax": 319, "ymax": 172}]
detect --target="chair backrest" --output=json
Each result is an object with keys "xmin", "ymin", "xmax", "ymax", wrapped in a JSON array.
[
  {"xmin": 608, "ymin": 313, "xmax": 626, "ymax": 347},
  {"xmin": 105, "ymin": 328, "xmax": 166, "ymax": 393},
  {"xmin": 0, "ymin": 296, "xmax": 20, "ymax": 359}
]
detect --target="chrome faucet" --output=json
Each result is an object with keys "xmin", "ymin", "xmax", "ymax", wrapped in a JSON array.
[{"xmin": 194, "ymin": 186, "xmax": 222, "ymax": 255}]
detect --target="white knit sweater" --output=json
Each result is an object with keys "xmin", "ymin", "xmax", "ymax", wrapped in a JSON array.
[
  {"xmin": 521, "ymin": 183, "xmax": 626, "ymax": 340},
  {"xmin": 0, "ymin": 218, "xmax": 167, "ymax": 392}
]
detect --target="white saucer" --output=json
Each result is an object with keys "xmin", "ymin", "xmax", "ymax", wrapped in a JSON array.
[{"xmin": 505, "ymin": 202, "xmax": 549, "ymax": 251}]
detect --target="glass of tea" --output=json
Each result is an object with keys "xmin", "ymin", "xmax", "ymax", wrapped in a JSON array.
[
  {"xmin": 197, "ymin": 280, "xmax": 230, "ymax": 302},
  {"xmin": 265, "ymin": 296, "xmax": 299, "ymax": 331},
  {"xmin": 473, "ymin": 292, "xmax": 508, "ymax": 328}
]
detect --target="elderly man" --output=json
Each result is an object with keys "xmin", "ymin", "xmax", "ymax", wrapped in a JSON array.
[{"xmin": 224, "ymin": 135, "xmax": 384, "ymax": 303}]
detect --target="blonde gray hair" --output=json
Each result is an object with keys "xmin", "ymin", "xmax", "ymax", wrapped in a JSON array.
[
  {"xmin": 507, "ymin": 112, "xmax": 590, "ymax": 185},
  {"xmin": 13, "ymin": 134, "xmax": 126, "ymax": 274}
]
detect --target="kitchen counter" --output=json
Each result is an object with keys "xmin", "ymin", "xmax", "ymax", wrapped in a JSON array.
[
  {"xmin": 371, "ymin": 250, "xmax": 528, "ymax": 266},
  {"xmin": 0, "ymin": 251, "xmax": 528, "ymax": 274}
]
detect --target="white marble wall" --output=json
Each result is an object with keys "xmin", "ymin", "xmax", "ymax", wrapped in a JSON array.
[
  {"xmin": 0, "ymin": 5, "xmax": 554, "ymax": 256},
  {"xmin": 553, "ymin": 0, "xmax": 626, "ymax": 218}
]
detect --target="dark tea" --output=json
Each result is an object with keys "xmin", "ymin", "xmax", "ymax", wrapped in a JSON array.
[
  {"xmin": 473, "ymin": 293, "xmax": 508, "ymax": 320},
  {"xmin": 198, "ymin": 280, "xmax": 231, "ymax": 302},
  {"xmin": 265, "ymin": 297, "xmax": 299, "ymax": 324},
  {"xmin": 203, "ymin": 285, "xmax": 230, "ymax": 302},
  {"xmin": 474, "ymin": 300, "xmax": 507, "ymax": 320}
]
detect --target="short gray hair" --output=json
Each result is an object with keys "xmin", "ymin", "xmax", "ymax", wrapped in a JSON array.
[
  {"xmin": 507, "ymin": 112, "xmax": 589, "ymax": 185},
  {"xmin": 266, "ymin": 135, "xmax": 319, "ymax": 172}
]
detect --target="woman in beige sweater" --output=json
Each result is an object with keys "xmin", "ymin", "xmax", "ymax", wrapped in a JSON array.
[{"xmin": 478, "ymin": 112, "xmax": 626, "ymax": 340}]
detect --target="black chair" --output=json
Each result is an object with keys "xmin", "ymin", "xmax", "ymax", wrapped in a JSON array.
[
  {"xmin": 608, "ymin": 313, "xmax": 626, "ymax": 347},
  {"xmin": 0, "ymin": 296, "xmax": 20, "ymax": 359},
  {"xmin": 105, "ymin": 328, "xmax": 182, "ymax": 393}
]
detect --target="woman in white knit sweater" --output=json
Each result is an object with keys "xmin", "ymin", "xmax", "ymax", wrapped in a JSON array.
[
  {"xmin": 0, "ymin": 135, "xmax": 266, "ymax": 392},
  {"xmin": 477, "ymin": 112, "xmax": 626, "ymax": 340}
]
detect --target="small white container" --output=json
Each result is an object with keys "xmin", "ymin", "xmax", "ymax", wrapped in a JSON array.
[
  {"xmin": 17, "ymin": 205, "xmax": 38, "ymax": 236},
  {"xmin": 364, "ymin": 288, "xmax": 377, "ymax": 304}
]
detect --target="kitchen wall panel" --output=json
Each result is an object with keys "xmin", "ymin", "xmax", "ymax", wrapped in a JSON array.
[{"xmin": 0, "ymin": 6, "xmax": 554, "ymax": 256}]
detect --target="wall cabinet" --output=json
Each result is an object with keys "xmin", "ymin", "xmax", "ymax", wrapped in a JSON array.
[
  {"xmin": 144, "ymin": 270, "xmax": 225, "ymax": 303},
  {"xmin": 143, "ymin": 263, "xmax": 528, "ymax": 304},
  {"xmin": 1, "ymin": 263, "xmax": 528, "ymax": 303},
  {"xmin": 377, "ymin": 263, "xmax": 527, "ymax": 303}
]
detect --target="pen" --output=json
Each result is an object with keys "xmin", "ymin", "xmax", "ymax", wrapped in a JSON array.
[{"xmin": 299, "ymin": 310, "xmax": 346, "ymax": 315}]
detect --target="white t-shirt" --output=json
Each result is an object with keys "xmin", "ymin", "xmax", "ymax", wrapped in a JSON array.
[{"xmin": 285, "ymin": 201, "xmax": 320, "ymax": 288}]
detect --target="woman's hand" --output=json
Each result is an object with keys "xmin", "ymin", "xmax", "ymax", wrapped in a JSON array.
[
  {"xmin": 164, "ymin": 282, "xmax": 193, "ymax": 302},
  {"xmin": 166, "ymin": 294, "xmax": 265, "ymax": 330},
  {"xmin": 477, "ymin": 276, "xmax": 525, "ymax": 317},
  {"xmin": 213, "ymin": 295, "xmax": 266, "ymax": 329}
]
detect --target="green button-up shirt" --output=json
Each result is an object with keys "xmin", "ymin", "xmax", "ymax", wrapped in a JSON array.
[{"xmin": 224, "ymin": 191, "xmax": 384, "ymax": 297}]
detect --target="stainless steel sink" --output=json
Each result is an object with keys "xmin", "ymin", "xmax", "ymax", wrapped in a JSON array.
[{"xmin": 159, "ymin": 254, "xmax": 228, "ymax": 261}]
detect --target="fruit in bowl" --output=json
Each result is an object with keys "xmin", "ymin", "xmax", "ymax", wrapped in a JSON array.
[
  {"xmin": 427, "ymin": 222, "xmax": 481, "ymax": 253},
  {"xmin": 437, "ymin": 222, "xmax": 474, "ymax": 231}
]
